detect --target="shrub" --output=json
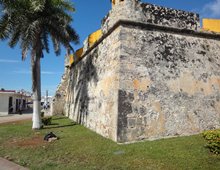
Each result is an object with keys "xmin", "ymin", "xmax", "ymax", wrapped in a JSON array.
[
  {"xmin": 41, "ymin": 111, "xmax": 44, "ymax": 118},
  {"xmin": 202, "ymin": 129, "xmax": 220, "ymax": 154},
  {"xmin": 42, "ymin": 117, "xmax": 52, "ymax": 126}
]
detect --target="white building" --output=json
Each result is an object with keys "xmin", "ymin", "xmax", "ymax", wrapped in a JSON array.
[{"xmin": 0, "ymin": 90, "xmax": 31, "ymax": 116}]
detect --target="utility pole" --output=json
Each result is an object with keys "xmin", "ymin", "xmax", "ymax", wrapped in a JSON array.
[{"xmin": 45, "ymin": 90, "xmax": 48, "ymax": 106}]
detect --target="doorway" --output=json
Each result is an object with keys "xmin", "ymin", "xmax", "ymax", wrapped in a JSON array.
[
  {"xmin": 16, "ymin": 99, "xmax": 19, "ymax": 112},
  {"xmin": 8, "ymin": 97, "xmax": 13, "ymax": 114}
]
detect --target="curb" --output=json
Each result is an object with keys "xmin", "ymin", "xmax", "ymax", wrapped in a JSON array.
[{"xmin": 0, "ymin": 157, "xmax": 29, "ymax": 170}]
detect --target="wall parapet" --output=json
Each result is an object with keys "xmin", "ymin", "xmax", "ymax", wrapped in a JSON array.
[
  {"xmin": 102, "ymin": 0, "xmax": 200, "ymax": 34},
  {"xmin": 72, "ymin": 19, "xmax": 220, "ymax": 68}
]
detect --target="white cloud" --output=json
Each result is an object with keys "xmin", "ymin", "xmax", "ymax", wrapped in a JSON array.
[
  {"xmin": 13, "ymin": 70, "xmax": 61, "ymax": 75},
  {"xmin": 41, "ymin": 71, "xmax": 58, "ymax": 75},
  {"xmin": 0, "ymin": 59, "xmax": 20, "ymax": 63},
  {"xmin": 13, "ymin": 70, "xmax": 31, "ymax": 74},
  {"xmin": 203, "ymin": 0, "xmax": 220, "ymax": 18}
]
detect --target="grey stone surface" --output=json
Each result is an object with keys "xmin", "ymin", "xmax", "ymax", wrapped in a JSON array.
[
  {"xmin": 117, "ymin": 25, "xmax": 220, "ymax": 142},
  {"xmin": 62, "ymin": 28, "xmax": 121, "ymax": 141},
  {"xmin": 51, "ymin": 68, "xmax": 70, "ymax": 116},
  {"xmin": 54, "ymin": 0, "xmax": 220, "ymax": 143},
  {"xmin": 102, "ymin": 0, "xmax": 200, "ymax": 34}
]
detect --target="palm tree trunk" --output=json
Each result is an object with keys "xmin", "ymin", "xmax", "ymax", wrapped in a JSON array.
[{"xmin": 32, "ymin": 54, "xmax": 42, "ymax": 129}]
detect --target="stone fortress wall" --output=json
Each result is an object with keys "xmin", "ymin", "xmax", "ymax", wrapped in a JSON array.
[
  {"xmin": 102, "ymin": 0, "xmax": 200, "ymax": 33},
  {"xmin": 53, "ymin": 0, "xmax": 220, "ymax": 143}
]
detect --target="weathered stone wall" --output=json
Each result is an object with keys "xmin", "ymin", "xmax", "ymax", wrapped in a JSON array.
[
  {"xmin": 55, "ymin": 0, "xmax": 220, "ymax": 143},
  {"xmin": 51, "ymin": 68, "xmax": 70, "ymax": 115},
  {"xmin": 117, "ymin": 25, "xmax": 220, "ymax": 142},
  {"xmin": 102, "ymin": 0, "xmax": 200, "ymax": 33},
  {"xmin": 64, "ymin": 28, "xmax": 122, "ymax": 141}
]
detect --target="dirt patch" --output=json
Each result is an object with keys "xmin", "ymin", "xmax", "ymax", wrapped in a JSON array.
[{"xmin": 6, "ymin": 135, "xmax": 47, "ymax": 148}]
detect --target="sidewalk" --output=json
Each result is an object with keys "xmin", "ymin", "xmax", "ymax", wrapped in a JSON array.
[
  {"xmin": 0, "ymin": 113, "xmax": 33, "ymax": 124},
  {"xmin": 0, "ymin": 157, "xmax": 28, "ymax": 170},
  {"xmin": 0, "ymin": 109, "xmax": 51, "ymax": 124}
]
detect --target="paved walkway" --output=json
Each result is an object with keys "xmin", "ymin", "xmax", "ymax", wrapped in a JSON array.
[
  {"xmin": 0, "ymin": 113, "xmax": 33, "ymax": 124},
  {"xmin": 0, "ymin": 157, "xmax": 28, "ymax": 170},
  {"xmin": 0, "ymin": 109, "xmax": 51, "ymax": 124}
]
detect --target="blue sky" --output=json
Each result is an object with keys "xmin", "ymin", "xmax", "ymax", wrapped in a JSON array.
[{"xmin": 0, "ymin": 0, "xmax": 220, "ymax": 96}]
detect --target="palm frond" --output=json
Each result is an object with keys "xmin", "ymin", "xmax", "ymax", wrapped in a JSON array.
[
  {"xmin": 66, "ymin": 25, "xmax": 79, "ymax": 44},
  {"xmin": 30, "ymin": 0, "xmax": 46, "ymax": 12},
  {"xmin": 42, "ymin": 31, "xmax": 49, "ymax": 53},
  {"xmin": 0, "ymin": 14, "xmax": 11, "ymax": 40},
  {"xmin": 20, "ymin": 20, "xmax": 40, "ymax": 60},
  {"xmin": 8, "ymin": 27, "xmax": 21, "ymax": 48},
  {"xmin": 51, "ymin": 0, "xmax": 75, "ymax": 12},
  {"xmin": 22, "ymin": 47, "xmax": 28, "ymax": 61},
  {"xmin": 51, "ymin": 36, "xmax": 61, "ymax": 56}
]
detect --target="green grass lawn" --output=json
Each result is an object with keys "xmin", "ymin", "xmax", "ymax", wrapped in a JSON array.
[{"xmin": 0, "ymin": 117, "xmax": 219, "ymax": 170}]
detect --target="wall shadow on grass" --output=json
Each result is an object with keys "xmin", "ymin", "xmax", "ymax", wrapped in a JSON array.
[
  {"xmin": 43, "ymin": 123, "xmax": 77, "ymax": 130},
  {"xmin": 52, "ymin": 117, "xmax": 68, "ymax": 121}
]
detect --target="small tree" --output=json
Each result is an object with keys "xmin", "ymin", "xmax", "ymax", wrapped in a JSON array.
[{"xmin": 0, "ymin": 0, "xmax": 79, "ymax": 129}]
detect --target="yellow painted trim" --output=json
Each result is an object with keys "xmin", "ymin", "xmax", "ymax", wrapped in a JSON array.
[
  {"xmin": 68, "ymin": 29, "xmax": 102, "ymax": 67},
  {"xmin": 203, "ymin": 18, "xmax": 220, "ymax": 33},
  {"xmin": 69, "ymin": 54, "xmax": 74, "ymax": 66},
  {"xmin": 112, "ymin": 0, "xmax": 125, "ymax": 6},
  {"xmin": 88, "ymin": 29, "xmax": 102, "ymax": 47},
  {"xmin": 68, "ymin": 48, "xmax": 84, "ymax": 66},
  {"xmin": 76, "ymin": 48, "xmax": 83, "ymax": 58}
]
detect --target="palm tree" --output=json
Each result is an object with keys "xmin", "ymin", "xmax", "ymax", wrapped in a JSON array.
[{"xmin": 0, "ymin": 0, "xmax": 79, "ymax": 129}]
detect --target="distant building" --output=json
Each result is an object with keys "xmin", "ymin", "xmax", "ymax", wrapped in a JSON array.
[
  {"xmin": 0, "ymin": 89, "xmax": 31, "ymax": 116},
  {"xmin": 41, "ymin": 96, "xmax": 52, "ymax": 106}
]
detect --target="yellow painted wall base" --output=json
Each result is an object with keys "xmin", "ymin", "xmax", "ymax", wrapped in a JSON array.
[{"xmin": 203, "ymin": 19, "xmax": 220, "ymax": 33}]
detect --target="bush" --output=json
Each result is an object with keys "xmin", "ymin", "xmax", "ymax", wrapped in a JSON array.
[
  {"xmin": 41, "ymin": 111, "xmax": 44, "ymax": 118},
  {"xmin": 42, "ymin": 117, "xmax": 52, "ymax": 126},
  {"xmin": 202, "ymin": 129, "xmax": 220, "ymax": 154}
]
